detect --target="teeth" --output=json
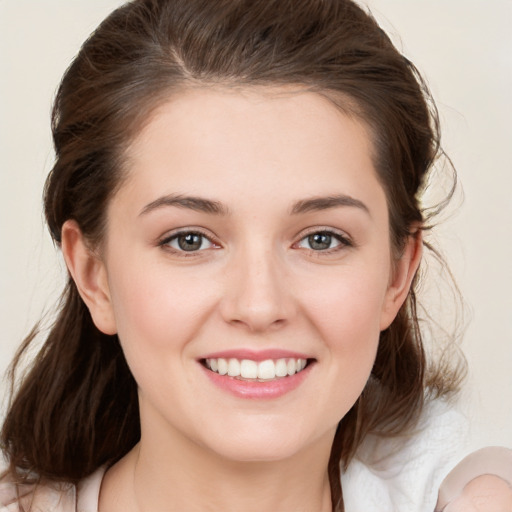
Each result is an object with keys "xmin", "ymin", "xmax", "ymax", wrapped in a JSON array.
[
  {"xmin": 275, "ymin": 359, "xmax": 288, "ymax": 377},
  {"xmin": 287, "ymin": 359, "xmax": 297, "ymax": 376},
  {"xmin": 227, "ymin": 358, "xmax": 241, "ymax": 377},
  {"xmin": 217, "ymin": 358, "xmax": 228, "ymax": 375},
  {"xmin": 258, "ymin": 359, "xmax": 275, "ymax": 379},
  {"xmin": 240, "ymin": 359, "xmax": 258, "ymax": 379},
  {"xmin": 205, "ymin": 357, "xmax": 308, "ymax": 380}
]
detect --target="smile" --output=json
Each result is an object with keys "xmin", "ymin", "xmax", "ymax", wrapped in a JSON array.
[{"xmin": 204, "ymin": 357, "xmax": 309, "ymax": 381}]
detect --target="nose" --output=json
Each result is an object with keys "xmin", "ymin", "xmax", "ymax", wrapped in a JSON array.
[{"xmin": 219, "ymin": 244, "xmax": 295, "ymax": 333}]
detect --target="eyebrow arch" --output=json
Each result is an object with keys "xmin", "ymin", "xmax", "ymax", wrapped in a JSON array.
[
  {"xmin": 291, "ymin": 194, "xmax": 370, "ymax": 216},
  {"xmin": 139, "ymin": 194, "xmax": 229, "ymax": 216}
]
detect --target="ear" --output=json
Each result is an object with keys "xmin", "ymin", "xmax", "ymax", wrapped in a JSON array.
[
  {"xmin": 379, "ymin": 229, "xmax": 423, "ymax": 331},
  {"xmin": 61, "ymin": 220, "xmax": 117, "ymax": 335}
]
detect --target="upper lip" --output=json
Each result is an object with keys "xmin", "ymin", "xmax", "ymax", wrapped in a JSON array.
[{"xmin": 199, "ymin": 349, "xmax": 314, "ymax": 362}]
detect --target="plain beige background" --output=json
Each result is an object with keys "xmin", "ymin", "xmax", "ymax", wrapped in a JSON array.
[{"xmin": 0, "ymin": 1, "xmax": 511, "ymax": 453}]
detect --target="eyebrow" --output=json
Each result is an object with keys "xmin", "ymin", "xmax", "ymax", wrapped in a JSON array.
[
  {"xmin": 139, "ymin": 194, "xmax": 229, "ymax": 216},
  {"xmin": 290, "ymin": 194, "xmax": 370, "ymax": 216},
  {"xmin": 139, "ymin": 193, "xmax": 369, "ymax": 217}
]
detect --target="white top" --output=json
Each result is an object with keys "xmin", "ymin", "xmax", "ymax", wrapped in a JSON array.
[
  {"xmin": 0, "ymin": 401, "xmax": 468, "ymax": 512},
  {"xmin": 342, "ymin": 400, "xmax": 468, "ymax": 511}
]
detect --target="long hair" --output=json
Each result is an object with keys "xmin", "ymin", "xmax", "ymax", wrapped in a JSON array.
[{"xmin": 1, "ymin": 1, "xmax": 464, "ymax": 510}]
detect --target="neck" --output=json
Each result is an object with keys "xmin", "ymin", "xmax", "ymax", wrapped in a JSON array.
[
  {"xmin": 100, "ymin": 422, "xmax": 335, "ymax": 512},
  {"xmin": 138, "ymin": 446, "xmax": 333, "ymax": 512}
]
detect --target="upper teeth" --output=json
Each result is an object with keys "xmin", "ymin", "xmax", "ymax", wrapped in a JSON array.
[{"xmin": 205, "ymin": 358, "xmax": 308, "ymax": 380}]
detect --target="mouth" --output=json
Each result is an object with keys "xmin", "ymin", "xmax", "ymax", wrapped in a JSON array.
[{"xmin": 200, "ymin": 357, "xmax": 314, "ymax": 382}]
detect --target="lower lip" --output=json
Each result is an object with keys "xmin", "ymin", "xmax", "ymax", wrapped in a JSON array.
[{"xmin": 200, "ymin": 363, "xmax": 313, "ymax": 399}]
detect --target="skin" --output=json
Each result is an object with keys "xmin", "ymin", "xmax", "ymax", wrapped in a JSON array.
[
  {"xmin": 443, "ymin": 475, "xmax": 512, "ymax": 512},
  {"xmin": 437, "ymin": 447, "xmax": 512, "ymax": 512},
  {"xmin": 62, "ymin": 87, "xmax": 422, "ymax": 511}
]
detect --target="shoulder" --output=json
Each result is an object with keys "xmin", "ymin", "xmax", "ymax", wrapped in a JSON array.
[
  {"xmin": 0, "ymin": 467, "xmax": 104, "ymax": 512},
  {"xmin": 0, "ymin": 477, "xmax": 76, "ymax": 512},
  {"xmin": 341, "ymin": 399, "xmax": 469, "ymax": 512}
]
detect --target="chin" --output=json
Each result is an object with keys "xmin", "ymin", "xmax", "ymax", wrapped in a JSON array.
[{"xmin": 203, "ymin": 416, "xmax": 332, "ymax": 464}]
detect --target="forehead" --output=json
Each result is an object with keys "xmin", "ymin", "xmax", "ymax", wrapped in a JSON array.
[{"xmin": 118, "ymin": 86, "xmax": 385, "ymax": 216}]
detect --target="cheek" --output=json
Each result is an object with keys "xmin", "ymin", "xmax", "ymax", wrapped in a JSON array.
[
  {"xmin": 106, "ymin": 261, "xmax": 217, "ymax": 364},
  {"xmin": 297, "ymin": 265, "xmax": 390, "ymax": 412},
  {"xmin": 301, "ymin": 266, "xmax": 389, "ymax": 348}
]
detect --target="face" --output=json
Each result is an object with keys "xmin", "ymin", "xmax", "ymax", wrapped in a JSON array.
[{"xmin": 76, "ymin": 87, "xmax": 417, "ymax": 463}]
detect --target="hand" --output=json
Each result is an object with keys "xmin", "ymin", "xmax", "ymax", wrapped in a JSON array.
[{"xmin": 436, "ymin": 447, "xmax": 512, "ymax": 512}]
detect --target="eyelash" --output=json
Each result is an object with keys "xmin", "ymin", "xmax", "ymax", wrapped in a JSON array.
[
  {"xmin": 158, "ymin": 229, "xmax": 220, "ymax": 256},
  {"xmin": 158, "ymin": 227, "xmax": 353, "ymax": 257},
  {"xmin": 294, "ymin": 228, "xmax": 353, "ymax": 254}
]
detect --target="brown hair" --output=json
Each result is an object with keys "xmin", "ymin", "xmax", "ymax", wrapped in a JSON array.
[{"xmin": 1, "ymin": 1, "xmax": 464, "ymax": 510}]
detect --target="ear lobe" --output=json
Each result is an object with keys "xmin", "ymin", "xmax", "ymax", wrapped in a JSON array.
[
  {"xmin": 380, "ymin": 230, "xmax": 423, "ymax": 331},
  {"xmin": 61, "ymin": 220, "xmax": 117, "ymax": 335}
]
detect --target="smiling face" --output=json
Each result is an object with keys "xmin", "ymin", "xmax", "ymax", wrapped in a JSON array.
[{"xmin": 64, "ymin": 87, "xmax": 420, "ymax": 464}]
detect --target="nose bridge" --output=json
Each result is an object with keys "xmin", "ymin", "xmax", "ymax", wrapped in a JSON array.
[{"xmin": 221, "ymin": 236, "xmax": 292, "ymax": 332}]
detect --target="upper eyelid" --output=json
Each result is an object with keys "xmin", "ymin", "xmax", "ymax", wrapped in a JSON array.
[
  {"xmin": 293, "ymin": 228, "xmax": 354, "ymax": 253},
  {"xmin": 295, "ymin": 226, "xmax": 352, "ymax": 241},
  {"xmin": 158, "ymin": 227, "xmax": 220, "ymax": 246},
  {"xmin": 157, "ymin": 226, "xmax": 353, "ymax": 248}
]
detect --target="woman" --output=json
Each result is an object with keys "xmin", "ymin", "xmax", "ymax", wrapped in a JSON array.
[{"xmin": 1, "ymin": 1, "xmax": 510, "ymax": 510}]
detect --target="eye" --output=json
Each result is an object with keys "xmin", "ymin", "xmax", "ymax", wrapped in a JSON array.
[
  {"xmin": 296, "ymin": 230, "xmax": 351, "ymax": 251},
  {"xmin": 161, "ymin": 231, "xmax": 216, "ymax": 252}
]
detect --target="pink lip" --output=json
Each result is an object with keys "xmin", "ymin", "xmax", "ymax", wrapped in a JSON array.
[
  {"xmin": 199, "ymin": 360, "xmax": 314, "ymax": 400},
  {"xmin": 199, "ymin": 349, "xmax": 312, "ymax": 362}
]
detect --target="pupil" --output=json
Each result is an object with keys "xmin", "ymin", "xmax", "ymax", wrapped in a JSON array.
[
  {"xmin": 178, "ymin": 233, "xmax": 202, "ymax": 251},
  {"xmin": 309, "ymin": 233, "xmax": 331, "ymax": 250}
]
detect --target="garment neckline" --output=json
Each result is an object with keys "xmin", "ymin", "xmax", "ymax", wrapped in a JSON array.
[{"xmin": 76, "ymin": 466, "xmax": 106, "ymax": 512}]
